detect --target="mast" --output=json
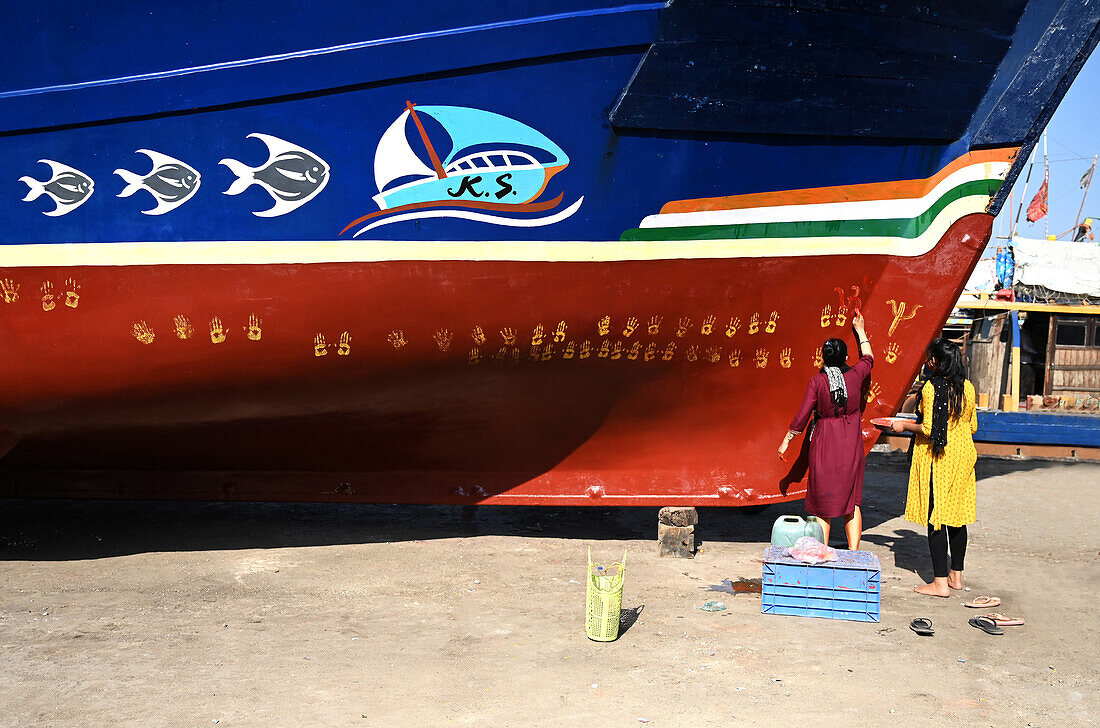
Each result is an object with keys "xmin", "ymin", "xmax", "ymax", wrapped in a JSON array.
[
  {"xmin": 405, "ymin": 101, "xmax": 447, "ymax": 180},
  {"xmin": 1043, "ymin": 130, "xmax": 1049, "ymax": 239},
  {"xmin": 1011, "ymin": 160, "xmax": 1033, "ymax": 239},
  {"xmin": 1072, "ymin": 154, "xmax": 1097, "ymax": 236}
]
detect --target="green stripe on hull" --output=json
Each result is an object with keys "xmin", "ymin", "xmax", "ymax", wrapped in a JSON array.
[{"xmin": 621, "ymin": 179, "xmax": 1001, "ymax": 242}]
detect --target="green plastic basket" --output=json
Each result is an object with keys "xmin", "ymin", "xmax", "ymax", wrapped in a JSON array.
[{"xmin": 585, "ymin": 548, "xmax": 626, "ymax": 641}]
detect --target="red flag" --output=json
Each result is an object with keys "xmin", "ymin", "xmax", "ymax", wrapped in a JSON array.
[{"xmin": 1026, "ymin": 178, "xmax": 1048, "ymax": 222}]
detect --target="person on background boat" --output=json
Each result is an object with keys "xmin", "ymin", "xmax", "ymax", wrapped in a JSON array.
[
  {"xmin": 1073, "ymin": 218, "xmax": 1093, "ymax": 242},
  {"xmin": 891, "ymin": 338, "xmax": 978, "ymax": 597},
  {"xmin": 778, "ymin": 311, "xmax": 873, "ymax": 549}
]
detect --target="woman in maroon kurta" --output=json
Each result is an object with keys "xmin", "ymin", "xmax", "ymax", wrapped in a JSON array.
[{"xmin": 778, "ymin": 312, "xmax": 874, "ymax": 549}]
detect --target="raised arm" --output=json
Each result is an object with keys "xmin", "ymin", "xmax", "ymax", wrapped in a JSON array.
[{"xmin": 852, "ymin": 310, "xmax": 873, "ymax": 362}]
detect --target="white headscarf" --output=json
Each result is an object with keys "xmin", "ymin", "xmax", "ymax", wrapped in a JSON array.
[{"xmin": 824, "ymin": 366, "xmax": 848, "ymax": 415}]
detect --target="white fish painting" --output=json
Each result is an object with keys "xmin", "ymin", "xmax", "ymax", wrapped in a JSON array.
[
  {"xmin": 19, "ymin": 160, "xmax": 94, "ymax": 217},
  {"xmin": 114, "ymin": 149, "xmax": 201, "ymax": 215},
  {"xmin": 219, "ymin": 133, "xmax": 330, "ymax": 217}
]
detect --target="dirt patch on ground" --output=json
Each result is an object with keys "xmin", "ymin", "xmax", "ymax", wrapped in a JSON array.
[{"xmin": 1, "ymin": 453, "xmax": 1097, "ymax": 727}]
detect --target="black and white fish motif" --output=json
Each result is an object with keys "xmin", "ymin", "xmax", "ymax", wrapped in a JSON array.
[
  {"xmin": 219, "ymin": 133, "xmax": 330, "ymax": 217},
  {"xmin": 19, "ymin": 160, "xmax": 94, "ymax": 217},
  {"xmin": 114, "ymin": 149, "xmax": 201, "ymax": 215}
]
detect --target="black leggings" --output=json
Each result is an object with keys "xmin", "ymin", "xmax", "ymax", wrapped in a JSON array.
[{"xmin": 927, "ymin": 468, "xmax": 967, "ymax": 578}]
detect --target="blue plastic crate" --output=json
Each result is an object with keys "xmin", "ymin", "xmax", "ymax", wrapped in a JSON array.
[{"xmin": 761, "ymin": 546, "xmax": 880, "ymax": 623}]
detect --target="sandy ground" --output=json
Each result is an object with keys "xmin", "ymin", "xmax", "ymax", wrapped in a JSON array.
[{"xmin": 1, "ymin": 453, "xmax": 1098, "ymax": 728}]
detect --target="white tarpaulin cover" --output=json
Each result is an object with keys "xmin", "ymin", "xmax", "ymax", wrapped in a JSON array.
[
  {"xmin": 1012, "ymin": 237, "xmax": 1100, "ymax": 296},
  {"xmin": 964, "ymin": 257, "xmax": 998, "ymax": 292}
]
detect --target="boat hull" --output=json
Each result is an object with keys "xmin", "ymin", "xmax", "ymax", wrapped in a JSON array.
[
  {"xmin": 0, "ymin": 213, "xmax": 992, "ymax": 504},
  {"xmin": 2, "ymin": 0, "xmax": 1097, "ymax": 504}
]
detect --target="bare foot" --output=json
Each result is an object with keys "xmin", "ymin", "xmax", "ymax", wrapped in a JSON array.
[
  {"xmin": 948, "ymin": 570, "xmax": 964, "ymax": 590},
  {"xmin": 914, "ymin": 581, "xmax": 951, "ymax": 597}
]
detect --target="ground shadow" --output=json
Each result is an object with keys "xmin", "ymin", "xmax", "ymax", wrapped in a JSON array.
[
  {"xmin": 618, "ymin": 604, "xmax": 644, "ymax": 637},
  {"xmin": 0, "ymin": 453, "xmax": 1072, "ymax": 561},
  {"xmin": 861, "ymin": 528, "xmax": 934, "ymax": 581}
]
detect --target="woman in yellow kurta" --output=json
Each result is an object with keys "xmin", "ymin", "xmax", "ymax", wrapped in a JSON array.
[{"xmin": 891, "ymin": 338, "xmax": 977, "ymax": 597}]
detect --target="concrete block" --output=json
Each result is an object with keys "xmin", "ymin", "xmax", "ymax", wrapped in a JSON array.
[
  {"xmin": 658, "ymin": 523, "xmax": 695, "ymax": 558},
  {"xmin": 658, "ymin": 506, "xmax": 699, "ymax": 527}
]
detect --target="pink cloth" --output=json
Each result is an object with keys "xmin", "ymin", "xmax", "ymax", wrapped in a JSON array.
[
  {"xmin": 788, "ymin": 536, "xmax": 838, "ymax": 564},
  {"xmin": 788, "ymin": 354, "xmax": 873, "ymax": 518}
]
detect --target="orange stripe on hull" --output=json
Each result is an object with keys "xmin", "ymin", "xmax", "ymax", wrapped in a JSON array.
[{"xmin": 659, "ymin": 147, "xmax": 1019, "ymax": 215}]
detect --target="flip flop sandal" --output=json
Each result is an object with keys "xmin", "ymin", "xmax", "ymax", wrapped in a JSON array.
[
  {"xmin": 909, "ymin": 618, "xmax": 934, "ymax": 636},
  {"xmin": 969, "ymin": 616, "xmax": 1005, "ymax": 635},
  {"xmin": 982, "ymin": 612, "xmax": 1025, "ymax": 627},
  {"xmin": 964, "ymin": 596, "xmax": 1001, "ymax": 608}
]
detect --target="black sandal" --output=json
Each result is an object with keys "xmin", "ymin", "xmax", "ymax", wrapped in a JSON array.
[
  {"xmin": 909, "ymin": 618, "xmax": 934, "ymax": 636},
  {"xmin": 969, "ymin": 616, "xmax": 1004, "ymax": 635}
]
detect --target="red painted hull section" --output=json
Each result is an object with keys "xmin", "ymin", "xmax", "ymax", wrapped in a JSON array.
[{"xmin": 0, "ymin": 214, "xmax": 993, "ymax": 504}]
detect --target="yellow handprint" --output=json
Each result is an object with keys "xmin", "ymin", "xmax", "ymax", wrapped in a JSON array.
[
  {"xmin": 540, "ymin": 343, "xmax": 553, "ymax": 361},
  {"xmin": 553, "ymin": 320, "xmax": 567, "ymax": 343},
  {"xmin": 748, "ymin": 313, "xmax": 760, "ymax": 335},
  {"xmin": 754, "ymin": 348, "xmax": 769, "ymax": 369},
  {"xmin": 685, "ymin": 344, "xmax": 698, "ymax": 362},
  {"xmin": 433, "ymin": 328, "xmax": 453, "ymax": 352},
  {"xmin": 885, "ymin": 342, "xmax": 900, "ymax": 364},
  {"xmin": 676, "ymin": 317, "xmax": 691, "ymax": 337},
  {"xmin": 131, "ymin": 320, "xmax": 155, "ymax": 345},
  {"xmin": 387, "ymin": 330, "xmax": 407, "ymax": 349},
  {"xmin": 647, "ymin": 315, "xmax": 662, "ymax": 335},
  {"xmin": 244, "ymin": 314, "xmax": 262, "ymax": 341},
  {"xmin": 622, "ymin": 316, "xmax": 639, "ymax": 337},
  {"xmin": 579, "ymin": 340, "xmax": 592, "ymax": 359},
  {"xmin": 866, "ymin": 382, "xmax": 883, "ymax": 404},
  {"xmin": 1, "ymin": 279, "xmax": 20, "ymax": 304},
  {"xmin": 820, "ymin": 305, "xmax": 832, "ymax": 328},
  {"xmin": 40, "ymin": 282, "xmax": 55, "ymax": 311},
  {"xmin": 610, "ymin": 341, "xmax": 623, "ymax": 360},
  {"xmin": 701, "ymin": 315, "xmax": 716, "ymax": 335},
  {"xmin": 531, "ymin": 323, "xmax": 544, "ymax": 347},
  {"xmin": 662, "ymin": 342, "xmax": 676, "ymax": 361},
  {"xmin": 500, "ymin": 327, "xmax": 516, "ymax": 346},
  {"xmin": 64, "ymin": 279, "xmax": 80, "ymax": 309},
  {"xmin": 765, "ymin": 311, "xmax": 779, "ymax": 334},
  {"xmin": 563, "ymin": 341, "xmax": 575, "ymax": 359},
  {"xmin": 813, "ymin": 347, "xmax": 823, "ymax": 368},
  {"xmin": 704, "ymin": 346, "xmax": 721, "ymax": 363},
  {"xmin": 597, "ymin": 340, "xmax": 611, "ymax": 358},
  {"xmin": 627, "ymin": 341, "xmax": 641, "ymax": 360},
  {"xmin": 597, "ymin": 315, "xmax": 610, "ymax": 336},
  {"xmin": 834, "ymin": 305, "xmax": 847, "ymax": 328},
  {"xmin": 471, "ymin": 326, "xmax": 486, "ymax": 345},
  {"xmin": 173, "ymin": 315, "xmax": 193, "ymax": 340},
  {"xmin": 725, "ymin": 317, "xmax": 740, "ymax": 337},
  {"xmin": 779, "ymin": 348, "xmax": 792, "ymax": 368},
  {"xmin": 467, "ymin": 347, "xmax": 481, "ymax": 365},
  {"xmin": 313, "ymin": 333, "xmax": 328, "ymax": 357},
  {"xmin": 728, "ymin": 349, "xmax": 741, "ymax": 367},
  {"xmin": 337, "ymin": 331, "xmax": 351, "ymax": 356},
  {"xmin": 644, "ymin": 342, "xmax": 657, "ymax": 361},
  {"xmin": 209, "ymin": 316, "xmax": 228, "ymax": 344},
  {"xmin": 529, "ymin": 344, "xmax": 541, "ymax": 360}
]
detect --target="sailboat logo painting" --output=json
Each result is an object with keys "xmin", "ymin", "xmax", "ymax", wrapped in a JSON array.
[{"xmin": 340, "ymin": 102, "xmax": 582, "ymax": 237}]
